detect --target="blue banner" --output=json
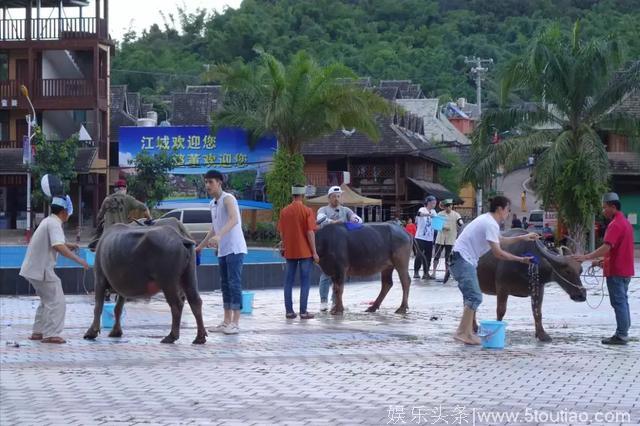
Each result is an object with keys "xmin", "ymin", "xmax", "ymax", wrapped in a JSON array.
[{"xmin": 118, "ymin": 126, "xmax": 277, "ymax": 175}]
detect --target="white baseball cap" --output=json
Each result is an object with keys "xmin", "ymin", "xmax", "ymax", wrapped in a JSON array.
[{"xmin": 328, "ymin": 186, "xmax": 342, "ymax": 196}]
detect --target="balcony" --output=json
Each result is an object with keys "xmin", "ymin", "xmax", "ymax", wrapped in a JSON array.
[
  {"xmin": 1, "ymin": 17, "xmax": 108, "ymax": 42},
  {"xmin": 1, "ymin": 79, "xmax": 106, "ymax": 109},
  {"xmin": 305, "ymin": 171, "xmax": 345, "ymax": 189}
]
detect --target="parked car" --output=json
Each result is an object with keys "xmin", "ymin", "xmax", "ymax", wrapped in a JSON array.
[{"xmin": 160, "ymin": 207, "xmax": 211, "ymax": 243}]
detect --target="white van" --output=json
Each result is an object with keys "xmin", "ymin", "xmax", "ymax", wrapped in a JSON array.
[{"xmin": 160, "ymin": 208, "xmax": 211, "ymax": 243}]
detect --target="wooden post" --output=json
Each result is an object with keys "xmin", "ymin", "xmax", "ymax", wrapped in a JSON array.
[
  {"xmin": 394, "ymin": 157, "xmax": 400, "ymax": 217},
  {"xmin": 104, "ymin": 0, "xmax": 108, "ymax": 39},
  {"xmin": 25, "ymin": 1, "xmax": 32, "ymax": 40},
  {"xmin": 95, "ymin": 0, "xmax": 100, "ymax": 39}
]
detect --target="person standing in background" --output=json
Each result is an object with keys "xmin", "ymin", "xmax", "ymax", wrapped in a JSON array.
[
  {"xmin": 431, "ymin": 199, "xmax": 463, "ymax": 282},
  {"xmin": 414, "ymin": 196, "xmax": 437, "ymax": 280}
]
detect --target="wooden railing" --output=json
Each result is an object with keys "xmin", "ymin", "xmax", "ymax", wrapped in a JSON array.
[
  {"xmin": 2, "ymin": 79, "xmax": 107, "ymax": 105},
  {"xmin": 0, "ymin": 140, "xmax": 22, "ymax": 149},
  {"xmin": 305, "ymin": 171, "xmax": 344, "ymax": 188},
  {"xmin": 0, "ymin": 19, "xmax": 25, "ymax": 41},
  {"xmin": 0, "ymin": 80, "xmax": 20, "ymax": 106},
  {"xmin": 34, "ymin": 79, "xmax": 94, "ymax": 98},
  {"xmin": 1, "ymin": 17, "xmax": 106, "ymax": 41}
]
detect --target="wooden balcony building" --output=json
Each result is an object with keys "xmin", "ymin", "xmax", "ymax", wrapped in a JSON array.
[{"xmin": 0, "ymin": 0, "xmax": 112, "ymax": 230}]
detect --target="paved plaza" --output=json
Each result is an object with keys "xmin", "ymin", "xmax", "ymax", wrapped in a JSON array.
[{"xmin": 1, "ymin": 268, "xmax": 639, "ymax": 426}]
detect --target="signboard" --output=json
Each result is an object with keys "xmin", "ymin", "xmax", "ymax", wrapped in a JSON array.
[
  {"xmin": 118, "ymin": 126, "xmax": 277, "ymax": 175},
  {"xmin": 22, "ymin": 135, "xmax": 31, "ymax": 165}
]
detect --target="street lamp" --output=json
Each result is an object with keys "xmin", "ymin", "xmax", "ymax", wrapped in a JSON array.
[{"xmin": 20, "ymin": 85, "xmax": 36, "ymax": 243}]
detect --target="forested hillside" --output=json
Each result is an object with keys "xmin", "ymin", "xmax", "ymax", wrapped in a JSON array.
[{"xmin": 113, "ymin": 0, "xmax": 640, "ymax": 103}]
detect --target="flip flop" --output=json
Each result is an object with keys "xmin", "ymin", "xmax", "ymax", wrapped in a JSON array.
[
  {"xmin": 28, "ymin": 333, "xmax": 43, "ymax": 341},
  {"xmin": 42, "ymin": 337, "xmax": 66, "ymax": 344}
]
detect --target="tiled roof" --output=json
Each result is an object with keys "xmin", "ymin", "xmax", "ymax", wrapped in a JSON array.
[
  {"xmin": 302, "ymin": 114, "xmax": 450, "ymax": 166},
  {"xmin": 610, "ymin": 89, "xmax": 640, "ymax": 118},
  {"xmin": 126, "ymin": 92, "xmax": 141, "ymax": 118},
  {"xmin": 171, "ymin": 92, "xmax": 217, "ymax": 125},
  {"xmin": 110, "ymin": 85, "xmax": 127, "ymax": 112},
  {"xmin": 608, "ymin": 152, "xmax": 640, "ymax": 175},
  {"xmin": 396, "ymin": 99, "xmax": 470, "ymax": 145},
  {"xmin": 372, "ymin": 86, "xmax": 399, "ymax": 100},
  {"xmin": 0, "ymin": 147, "xmax": 97, "ymax": 173}
]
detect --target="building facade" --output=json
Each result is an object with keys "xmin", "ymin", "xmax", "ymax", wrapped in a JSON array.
[{"xmin": 0, "ymin": 0, "xmax": 111, "ymax": 230}]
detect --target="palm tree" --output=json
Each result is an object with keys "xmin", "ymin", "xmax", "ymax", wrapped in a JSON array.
[
  {"xmin": 463, "ymin": 22, "xmax": 640, "ymax": 251},
  {"xmin": 210, "ymin": 50, "xmax": 390, "ymax": 217}
]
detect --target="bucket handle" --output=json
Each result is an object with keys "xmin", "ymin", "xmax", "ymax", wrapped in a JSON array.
[{"xmin": 477, "ymin": 324, "xmax": 502, "ymax": 340}]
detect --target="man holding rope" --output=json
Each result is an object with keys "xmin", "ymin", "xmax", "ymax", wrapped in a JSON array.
[{"xmin": 572, "ymin": 192, "xmax": 634, "ymax": 345}]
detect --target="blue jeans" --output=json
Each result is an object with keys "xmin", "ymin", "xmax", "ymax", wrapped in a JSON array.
[
  {"xmin": 319, "ymin": 272, "xmax": 333, "ymax": 303},
  {"xmin": 449, "ymin": 252, "xmax": 482, "ymax": 311},
  {"xmin": 219, "ymin": 253, "xmax": 245, "ymax": 310},
  {"xmin": 607, "ymin": 276, "xmax": 631, "ymax": 339},
  {"xmin": 284, "ymin": 258, "xmax": 313, "ymax": 314}
]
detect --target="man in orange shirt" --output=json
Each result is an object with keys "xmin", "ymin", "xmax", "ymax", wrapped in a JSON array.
[{"xmin": 277, "ymin": 185, "xmax": 319, "ymax": 319}]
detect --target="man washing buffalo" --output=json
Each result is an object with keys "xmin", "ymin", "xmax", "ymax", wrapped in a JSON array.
[{"xmin": 450, "ymin": 196, "xmax": 540, "ymax": 345}]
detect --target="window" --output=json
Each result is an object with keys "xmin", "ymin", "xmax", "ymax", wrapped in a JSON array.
[
  {"xmin": 0, "ymin": 111, "xmax": 8, "ymax": 141},
  {"xmin": 182, "ymin": 209, "xmax": 212, "ymax": 224},
  {"xmin": 162, "ymin": 211, "xmax": 181, "ymax": 220}
]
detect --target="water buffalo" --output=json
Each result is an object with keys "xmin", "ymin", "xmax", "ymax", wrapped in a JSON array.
[
  {"xmin": 83, "ymin": 218, "xmax": 207, "ymax": 344},
  {"xmin": 477, "ymin": 229, "xmax": 586, "ymax": 342},
  {"xmin": 315, "ymin": 223, "xmax": 412, "ymax": 315}
]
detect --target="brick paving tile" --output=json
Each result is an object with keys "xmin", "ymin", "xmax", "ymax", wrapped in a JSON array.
[{"xmin": 1, "ymin": 268, "xmax": 639, "ymax": 425}]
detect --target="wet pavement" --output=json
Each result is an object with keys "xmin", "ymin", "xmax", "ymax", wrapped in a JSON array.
[{"xmin": 1, "ymin": 267, "xmax": 639, "ymax": 425}]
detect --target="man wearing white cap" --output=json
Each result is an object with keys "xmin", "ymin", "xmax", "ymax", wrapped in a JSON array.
[
  {"xmin": 316, "ymin": 186, "xmax": 362, "ymax": 311},
  {"xmin": 414, "ymin": 195, "xmax": 438, "ymax": 279},
  {"xmin": 572, "ymin": 192, "xmax": 635, "ymax": 345},
  {"xmin": 19, "ymin": 195, "xmax": 89, "ymax": 344}
]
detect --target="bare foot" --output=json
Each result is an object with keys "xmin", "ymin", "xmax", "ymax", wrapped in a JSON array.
[{"xmin": 453, "ymin": 332, "xmax": 481, "ymax": 345}]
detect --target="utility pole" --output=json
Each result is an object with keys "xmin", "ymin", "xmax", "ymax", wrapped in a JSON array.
[{"xmin": 464, "ymin": 56, "xmax": 493, "ymax": 216}]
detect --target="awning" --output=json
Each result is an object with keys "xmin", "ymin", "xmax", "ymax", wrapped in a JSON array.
[
  {"xmin": 407, "ymin": 178, "xmax": 463, "ymax": 204},
  {"xmin": 306, "ymin": 183, "xmax": 382, "ymax": 206},
  {"xmin": 156, "ymin": 198, "xmax": 272, "ymax": 210}
]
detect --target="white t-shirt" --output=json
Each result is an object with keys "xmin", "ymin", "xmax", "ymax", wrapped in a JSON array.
[
  {"xmin": 210, "ymin": 192, "xmax": 248, "ymax": 257},
  {"xmin": 415, "ymin": 207, "xmax": 437, "ymax": 242},
  {"xmin": 452, "ymin": 213, "xmax": 500, "ymax": 267},
  {"xmin": 19, "ymin": 215, "xmax": 66, "ymax": 281}
]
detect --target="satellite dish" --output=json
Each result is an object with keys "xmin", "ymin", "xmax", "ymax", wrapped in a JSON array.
[{"xmin": 41, "ymin": 174, "xmax": 64, "ymax": 198}]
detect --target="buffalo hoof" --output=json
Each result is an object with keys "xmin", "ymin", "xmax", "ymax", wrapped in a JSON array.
[
  {"xmin": 536, "ymin": 332, "xmax": 552, "ymax": 342},
  {"xmin": 108, "ymin": 328, "xmax": 123, "ymax": 338},
  {"xmin": 192, "ymin": 335, "xmax": 206, "ymax": 344},
  {"xmin": 395, "ymin": 306, "xmax": 408, "ymax": 315},
  {"xmin": 83, "ymin": 328, "xmax": 99, "ymax": 340},
  {"xmin": 330, "ymin": 308, "xmax": 344, "ymax": 315},
  {"xmin": 160, "ymin": 334, "xmax": 178, "ymax": 344},
  {"xmin": 365, "ymin": 306, "xmax": 378, "ymax": 313}
]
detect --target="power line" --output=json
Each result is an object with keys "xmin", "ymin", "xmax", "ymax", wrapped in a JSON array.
[{"xmin": 111, "ymin": 68, "xmax": 200, "ymax": 78}]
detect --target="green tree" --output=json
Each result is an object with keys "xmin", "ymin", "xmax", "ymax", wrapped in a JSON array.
[
  {"xmin": 210, "ymin": 50, "xmax": 390, "ymax": 217},
  {"xmin": 462, "ymin": 22, "xmax": 640, "ymax": 251},
  {"xmin": 126, "ymin": 151, "xmax": 176, "ymax": 209},
  {"xmin": 30, "ymin": 128, "xmax": 78, "ymax": 210}
]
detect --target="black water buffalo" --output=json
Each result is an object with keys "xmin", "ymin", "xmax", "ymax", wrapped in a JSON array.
[
  {"xmin": 477, "ymin": 229, "xmax": 586, "ymax": 342},
  {"xmin": 83, "ymin": 218, "xmax": 207, "ymax": 344},
  {"xmin": 315, "ymin": 223, "xmax": 412, "ymax": 314}
]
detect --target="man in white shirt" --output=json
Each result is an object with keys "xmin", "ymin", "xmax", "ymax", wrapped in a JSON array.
[
  {"xmin": 414, "ymin": 195, "xmax": 437, "ymax": 279},
  {"xmin": 19, "ymin": 196, "xmax": 89, "ymax": 344},
  {"xmin": 197, "ymin": 170, "xmax": 248, "ymax": 335},
  {"xmin": 450, "ymin": 196, "xmax": 538, "ymax": 345}
]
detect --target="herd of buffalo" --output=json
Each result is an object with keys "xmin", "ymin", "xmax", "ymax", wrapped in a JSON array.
[{"xmin": 83, "ymin": 219, "xmax": 587, "ymax": 345}]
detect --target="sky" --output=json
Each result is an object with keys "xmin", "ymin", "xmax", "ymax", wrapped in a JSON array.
[
  {"xmin": 105, "ymin": 0, "xmax": 242, "ymax": 41},
  {"xmin": 3, "ymin": 0, "xmax": 242, "ymax": 42}
]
